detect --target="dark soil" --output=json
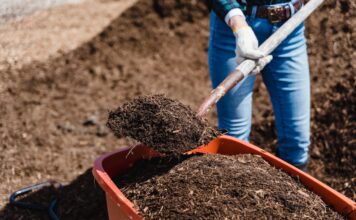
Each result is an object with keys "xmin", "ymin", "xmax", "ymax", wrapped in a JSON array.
[
  {"xmin": 115, "ymin": 154, "xmax": 343, "ymax": 219},
  {"xmin": 0, "ymin": 169, "xmax": 108, "ymax": 220},
  {"xmin": 0, "ymin": 0, "xmax": 354, "ymax": 218},
  {"xmin": 309, "ymin": 75, "xmax": 356, "ymax": 199},
  {"xmin": 107, "ymin": 94, "xmax": 221, "ymax": 154}
]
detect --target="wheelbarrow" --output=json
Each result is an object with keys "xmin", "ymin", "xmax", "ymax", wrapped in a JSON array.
[{"xmin": 93, "ymin": 135, "xmax": 356, "ymax": 220}]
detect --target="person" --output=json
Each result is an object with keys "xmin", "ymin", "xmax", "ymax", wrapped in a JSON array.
[{"xmin": 207, "ymin": 0, "xmax": 309, "ymax": 170}]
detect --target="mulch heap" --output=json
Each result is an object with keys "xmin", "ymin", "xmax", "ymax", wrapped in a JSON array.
[
  {"xmin": 309, "ymin": 75, "xmax": 356, "ymax": 199},
  {"xmin": 107, "ymin": 95, "xmax": 221, "ymax": 154},
  {"xmin": 115, "ymin": 154, "xmax": 343, "ymax": 219}
]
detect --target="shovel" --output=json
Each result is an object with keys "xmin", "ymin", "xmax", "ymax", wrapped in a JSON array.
[{"xmin": 197, "ymin": 0, "xmax": 324, "ymax": 117}]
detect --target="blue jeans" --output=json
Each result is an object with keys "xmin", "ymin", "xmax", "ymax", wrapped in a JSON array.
[{"xmin": 208, "ymin": 11, "xmax": 310, "ymax": 166}]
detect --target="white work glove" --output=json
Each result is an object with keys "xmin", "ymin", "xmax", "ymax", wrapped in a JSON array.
[{"xmin": 234, "ymin": 26, "xmax": 273, "ymax": 75}]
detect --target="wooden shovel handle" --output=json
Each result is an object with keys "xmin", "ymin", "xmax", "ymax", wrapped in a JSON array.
[{"xmin": 197, "ymin": 68, "xmax": 246, "ymax": 117}]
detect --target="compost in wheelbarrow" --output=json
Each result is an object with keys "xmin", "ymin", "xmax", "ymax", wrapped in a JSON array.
[
  {"xmin": 115, "ymin": 153, "xmax": 342, "ymax": 219},
  {"xmin": 92, "ymin": 136, "xmax": 356, "ymax": 220}
]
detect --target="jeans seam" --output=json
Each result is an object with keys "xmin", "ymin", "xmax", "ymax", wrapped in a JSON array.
[{"xmin": 209, "ymin": 14, "xmax": 217, "ymax": 49}]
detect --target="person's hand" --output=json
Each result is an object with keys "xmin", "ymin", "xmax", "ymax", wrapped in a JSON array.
[{"xmin": 229, "ymin": 16, "xmax": 272, "ymax": 74}]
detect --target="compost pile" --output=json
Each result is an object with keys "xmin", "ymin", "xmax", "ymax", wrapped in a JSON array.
[
  {"xmin": 107, "ymin": 95, "xmax": 221, "ymax": 154},
  {"xmin": 116, "ymin": 154, "xmax": 343, "ymax": 219},
  {"xmin": 309, "ymin": 75, "xmax": 356, "ymax": 198}
]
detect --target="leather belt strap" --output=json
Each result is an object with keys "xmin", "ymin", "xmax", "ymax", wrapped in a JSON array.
[{"xmin": 243, "ymin": 0, "xmax": 304, "ymax": 23}]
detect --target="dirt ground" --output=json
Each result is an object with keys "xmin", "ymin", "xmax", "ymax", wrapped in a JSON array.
[
  {"xmin": 0, "ymin": 0, "xmax": 137, "ymax": 70},
  {"xmin": 0, "ymin": 0, "xmax": 83, "ymax": 25},
  {"xmin": 0, "ymin": 0, "xmax": 354, "ymax": 219}
]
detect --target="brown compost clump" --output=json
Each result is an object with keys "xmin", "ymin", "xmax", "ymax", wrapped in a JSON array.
[{"xmin": 107, "ymin": 95, "xmax": 222, "ymax": 154}]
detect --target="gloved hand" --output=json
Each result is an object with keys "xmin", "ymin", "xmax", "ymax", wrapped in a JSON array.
[{"xmin": 234, "ymin": 26, "xmax": 273, "ymax": 75}]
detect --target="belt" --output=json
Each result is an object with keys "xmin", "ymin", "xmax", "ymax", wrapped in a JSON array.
[{"xmin": 243, "ymin": 0, "xmax": 304, "ymax": 23}]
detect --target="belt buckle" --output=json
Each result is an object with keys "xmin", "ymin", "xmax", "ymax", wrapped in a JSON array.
[{"xmin": 267, "ymin": 5, "xmax": 283, "ymax": 23}]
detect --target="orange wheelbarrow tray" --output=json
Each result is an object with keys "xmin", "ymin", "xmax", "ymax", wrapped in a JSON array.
[{"xmin": 92, "ymin": 135, "xmax": 356, "ymax": 220}]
